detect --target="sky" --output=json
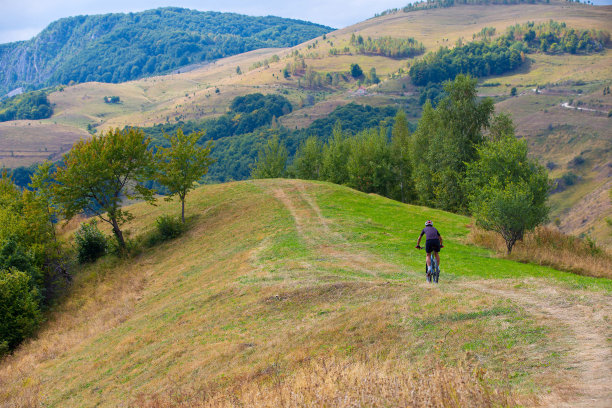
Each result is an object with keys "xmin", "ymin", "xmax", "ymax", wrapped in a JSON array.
[{"xmin": 0, "ymin": 0, "xmax": 409, "ymax": 44}]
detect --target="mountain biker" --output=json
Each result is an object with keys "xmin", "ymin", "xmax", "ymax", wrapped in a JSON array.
[{"xmin": 416, "ymin": 220, "xmax": 443, "ymax": 275}]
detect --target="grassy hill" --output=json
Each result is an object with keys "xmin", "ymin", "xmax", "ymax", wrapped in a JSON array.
[
  {"xmin": 0, "ymin": 179, "xmax": 610, "ymax": 406},
  {"xmin": 1, "ymin": 1, "xmax": 611, "ymax": 244}
]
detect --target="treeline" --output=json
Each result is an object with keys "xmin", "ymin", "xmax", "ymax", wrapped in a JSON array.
[
  {"xmin": 199, "ymin": 102, "xmax": 400, "ymax": 183},
  {"xmin": 0, "ymin": 8, "xmax": 331, "ymax": 93},
  {"xmin": 145, "ymin": 93, "xmax": 292, "ymax": 146},
  {"xmin": 253, "ymin": 75, "xmax": 549, "ymax": 253},
  {"xmin": 409, "ymin": 40, "xmax": 524, "ymax": 86},
  {"xmin": 349, "ymin": 34, "xmax": 425, "ymax": 58},
  {"xmin": 506, "ymin": 20, "xmax": 610, "ymax": 54},
  {"xmin": 7, "ymin": 99, "xmax": 398, "ymax": 189},
  {"xmin": 409, "ymin": 21, "xmax": 609, "ymax": 86},
  {"xmin": 0, "ymin": 91, "xmax": 53, "ymax": 122},
  {"xmin": 377, "ymin": 0, "xmax": 551, "ymax": 17}
]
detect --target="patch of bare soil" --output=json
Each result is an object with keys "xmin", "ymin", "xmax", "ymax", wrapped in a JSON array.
[{"xmin": 468, "ymin": 280, "xmax": 612, "ymax": 408}]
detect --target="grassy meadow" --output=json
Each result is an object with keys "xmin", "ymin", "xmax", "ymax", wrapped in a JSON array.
[{"xmin": 0, "ymin": 179, "xmax": 609, "ymax": 407}]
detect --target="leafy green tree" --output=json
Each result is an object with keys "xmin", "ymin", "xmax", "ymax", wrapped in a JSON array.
[
  {"xmin": 487, "ymin": 112, "xmax": 515, "ymax": 141},
  {"xmin": 0, "ymin": 268, "xmax": 42, "ymax": 352},
  {"xmin": 321, "ymin": 123, "xmax": 350, "ymax": 185},
  {"xmin": 251, "ymin": 134, "xmax": 288, "ymax": 179},
  {"xmin": 350, "ymin": 63, "xmax": 363, "ymax": 78},
  {"xmin": 465, "ymin": 134, "xmax": 550, "ymax": 254},
  {"xmin": 390, "ymin": 110, "xmax": 414, "ymax": 203},
  {"xmin": 156, "ymin": 128, "xmax": 214, "ymax": 223},
  {"xmin": 292, "ymin": 136, "xmax": 323, "ymax": 180},
  {"xmin": 347, "ymin": 127, "xmax": 393, "ymax": 196},
  {"xmin": 54, "ymin": 128, "xmax": 156, "ymax": 253},
  {"xmin": 411, "ymin": 75, "xmax": 494, "ymax": 212}
]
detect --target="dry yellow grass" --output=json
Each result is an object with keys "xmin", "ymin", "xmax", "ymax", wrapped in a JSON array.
[
  {"xmin": 469, "ymin": 226, "xmax": 612, "ymax": 279},
  {"xmin": 1, "ymin": 180, "xmax": 587, "ymax": 407},
  {"xmin": 131, "ymin": 356, "xmax": 520, "ymax": 407}
]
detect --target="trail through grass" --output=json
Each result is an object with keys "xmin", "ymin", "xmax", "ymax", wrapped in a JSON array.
[{"xmin": 0, "ymin": 179, "xmax": 610, "ymax": 407}]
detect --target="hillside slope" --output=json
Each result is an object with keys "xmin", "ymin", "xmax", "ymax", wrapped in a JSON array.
[
  {"xmin": 0, "ymin": 7, "xmax": 331, "ymax": 94},
  {"xmin": 0, "ymin": 180, "xmax": 609, "ymax": 407},
  {"xmin": 0, "ymin": 2, "xmax": 610, "ymax": 240}
]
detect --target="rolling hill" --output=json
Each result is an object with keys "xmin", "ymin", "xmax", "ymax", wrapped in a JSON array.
[
  {"xmin": 0, "ymin": 7, "xmax": 332, "ymax": 94},
  {"xmin": 0, "ymin": 1, "xmax": 611, "ymax": 247},
  {"xmin": 0, "ymin": 179, "xmax": 610, "ymax": 406}
]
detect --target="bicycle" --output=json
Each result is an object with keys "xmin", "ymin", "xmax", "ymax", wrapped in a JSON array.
[{"xmin": 415, "ymin": 245, "xmax": 442, "ymax": 283}]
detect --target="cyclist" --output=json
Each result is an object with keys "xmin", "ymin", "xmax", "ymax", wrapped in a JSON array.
[{"xmin": 416, "ymin": 220, "xmax": 443, "ymax": 275}]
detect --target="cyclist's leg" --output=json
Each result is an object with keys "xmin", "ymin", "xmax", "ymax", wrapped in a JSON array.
[
  {"xmin": 426, "ymin": 252, "xmax": 432, "ymax": 267},
  {"xmin": 434, "ymin": 251, "xmax": 440, "ymax": 267}
]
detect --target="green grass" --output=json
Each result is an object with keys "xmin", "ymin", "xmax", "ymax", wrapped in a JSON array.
[
  {"xmin": 4, "ymin": 179, "xmax": 596, "ymax": 406},
  {"xmin": 312, "ymin": 182, "xmax": 612, "ymax": 290}
]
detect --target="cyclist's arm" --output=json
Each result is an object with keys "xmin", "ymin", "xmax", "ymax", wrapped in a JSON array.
[
  {"xmin": 416, "ymin": 231, "xmax": 424, "ymax": 247},
  {"xmin": 439, "ymin": 234, "xmax": 443, "ymax": 245}
]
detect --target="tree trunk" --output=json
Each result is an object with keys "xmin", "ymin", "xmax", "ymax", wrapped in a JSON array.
[
  {"xmin": 181, "ymin": 198, "xmax": 185, "ymax": 224},
  {"xmin": 506, "ymin": 238, "xmax": 515, "ymax": 255},
  {"xmin": 111, "ymin": 217, "xmax": 127, "ymax": 255}
]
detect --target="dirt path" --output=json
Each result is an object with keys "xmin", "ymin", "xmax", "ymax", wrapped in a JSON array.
[
  {"xmin": 270, "ymin": 180, "xmax": 399, "ymax": 277},
  {"xmin": 270, "ymin": 180, "xmax": 611, "ymax": 407},
  {"xmin": 469, "ymin": 280, "xmax": 612, "ymax": 408}
]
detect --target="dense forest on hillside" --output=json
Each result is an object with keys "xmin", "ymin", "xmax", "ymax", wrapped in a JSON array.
[
  {"xmin": 409, "ymin": 20, "xmax": 609, "ymax": 86},
  {"xmin": 142, "ymin": 99, "xmax": 400, "ymax": 183},
  {"xmin": 0, "ymin": 91, "xmax": 53, "ymax": 121},
  {"xmin": 0, "ymin": 8, "xmax": 332, "ymax": 94}
]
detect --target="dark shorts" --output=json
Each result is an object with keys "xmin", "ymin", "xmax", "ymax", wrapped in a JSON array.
[{"xmin": 426, "ymin": 239, "xmax": 441, "ymax": 254}]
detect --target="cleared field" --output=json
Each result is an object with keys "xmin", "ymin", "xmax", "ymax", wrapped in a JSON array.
[{"xmin": 0, "ymin": 121, "xmax": 88, "ymax": 167}]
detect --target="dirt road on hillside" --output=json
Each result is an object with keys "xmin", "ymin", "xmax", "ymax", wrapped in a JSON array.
[{"xmin": 469, "ymin": 281, "xmax": 612, "ymax": 408}]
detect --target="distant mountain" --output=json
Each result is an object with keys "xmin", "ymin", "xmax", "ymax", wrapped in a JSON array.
[{"xmin": 0, "ymin": 7, "xmax": 332, "ymax": 94}]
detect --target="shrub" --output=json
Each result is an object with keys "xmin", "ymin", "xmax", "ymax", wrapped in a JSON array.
[
  {"xmin": 74, "ymin": 221, "xmax": 108, "ymax": 263},
  {"xmin": 0, "ymin": 268, "xmax": 42, "ymax": 351},
  {"xmin": 155, "ymin": 215, "xmax": 185, "ymax": 241}
]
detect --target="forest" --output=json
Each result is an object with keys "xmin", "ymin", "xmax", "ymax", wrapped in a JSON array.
[
  {"xmin": 409, "ymin": 20, "xmax": 609, "ymax": 86},
  {"xmin": 0, "ymin": 8, "xmax": 332, "ymax": 94},
  {"xmin": 0, "ymin": 91, "xmax": 53, "ymax": 122}
]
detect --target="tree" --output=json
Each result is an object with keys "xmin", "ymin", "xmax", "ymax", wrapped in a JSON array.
[
  {"xmin": 54, "ymin": 128, "xmax": 156, "ymax": 253},
  {"xmin": 292, "ymin": 136, "xmax": 323, "ymax": 180},
  {"xmin": 390, "ymin": 110, "xmax": 414, "ymax": 203},
  {"xmin": 350, "ymin": 63, "xmax": 363, "ymax": 78},
  {"xmin": 465, "ymin": 134, "xmax": 549, "ymax": 254},
  {"xmin": 0, "ymin": 268, "xmax": 42, "ymax": 352},
  {"xmin": 411, "ymin": 75, "xmax": 494, "ymax": 212},
  {"xmin": 251, "ymin": 134, "xmax": 288, "ymax": 179},
  {"xmin": 156, "ymin": 128, "xmax": 214, "ymax": 223},
  {"xmin": 321, "ymin": 122, "xmax": 350, "ymax": 185},
  {"xmin": 347, "ymin": 127, "xmax": 393, "ymax": 196}
]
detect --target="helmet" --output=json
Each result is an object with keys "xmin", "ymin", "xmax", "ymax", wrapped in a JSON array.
[{"xmin": 425, "ymin": 220, "xmax": 433, "ymax": 226}]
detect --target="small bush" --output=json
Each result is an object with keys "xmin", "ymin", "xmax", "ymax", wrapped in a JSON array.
[
  {"xmin": 74, "ymin": 221, "xmax": 108, "ymax": 264},
  {"xmin": 156, "ymin": 215, "xmax": 184, "ymax": 241},
  {"xmin": 569, "ymin": 155, "xmax": 585, "ymax": 167},
  {"xmin": 145, "ymin": 215, "xmax": 185, "ymax": 247}
]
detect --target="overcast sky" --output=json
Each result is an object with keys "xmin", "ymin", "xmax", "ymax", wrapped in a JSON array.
[
  {"xmin": 0, "ymin": 0, "xmax": 410, "ymax": 44},
  {"xmin": 2, "ymin": 0, "xmax": 611, "ymax": 44}
]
